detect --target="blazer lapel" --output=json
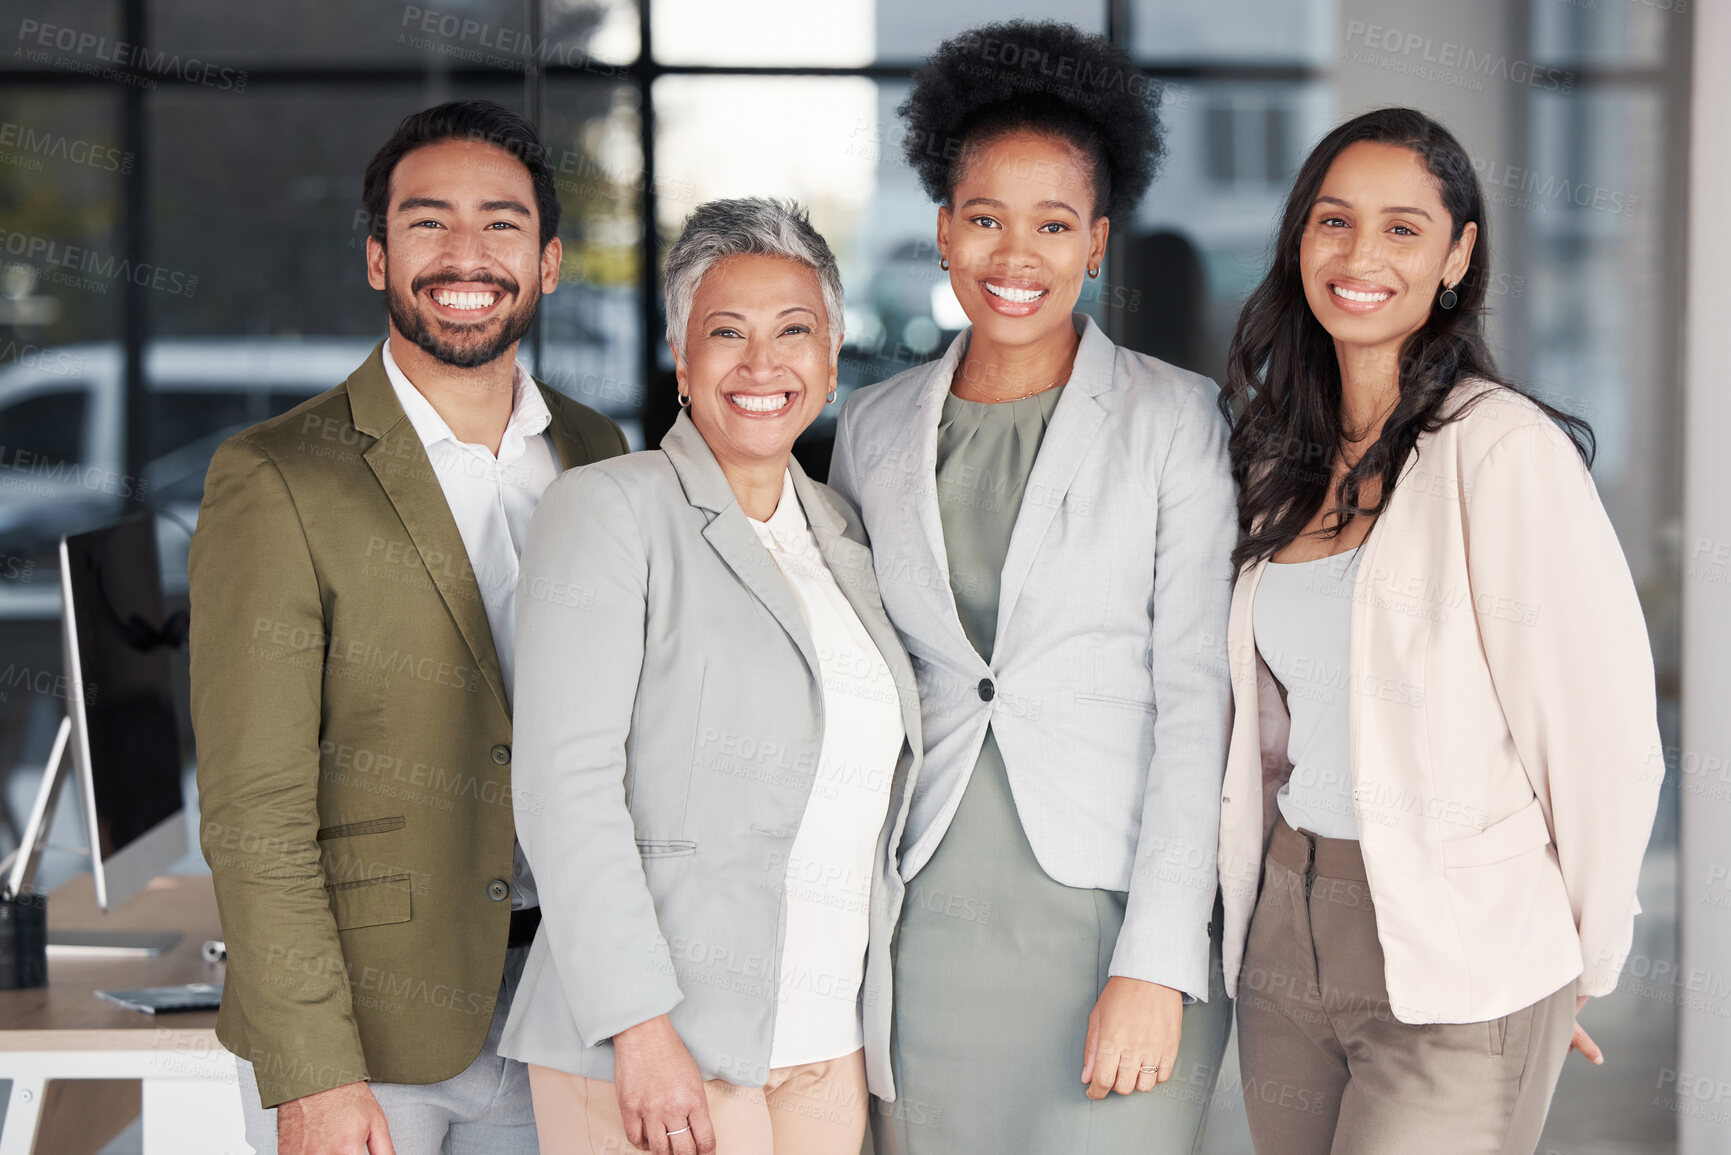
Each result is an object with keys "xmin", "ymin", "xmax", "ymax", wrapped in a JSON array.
[
  {"xmin": 793, "ymin": 466, "xmax": 919, "ymax": 711},
  {"xmin": 795, "ymin": 468, "xmax": 877, "ymax": 614},
  {"xmin": 992, "ymin": 315, "xmax": 1113, "ymax": 651},
  {"xmin": 905, "ymin": 333, "xmax": 977, "ymax": 656},
  {"xmin": 793, "ymin": 464, "xmax": 922, "ymax": 816},
  {"xmin": 660, "ymin": 413, "xmax": 820, "ymax": 680},
  {"xmin": 347, "ymin": 343, "xmax": 510, "ymax": 718}
]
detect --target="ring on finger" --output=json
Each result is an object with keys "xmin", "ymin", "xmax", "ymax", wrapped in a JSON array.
[
  {"xmin": 1139, "ymin": 1064, "xmax": 1161, "ymax": 1076},
  {"xmin": 667, "ymin": 1126, "xmax": 691, "ymax": 1137}
]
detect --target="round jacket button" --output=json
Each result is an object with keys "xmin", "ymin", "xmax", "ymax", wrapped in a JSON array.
[
  {"xmin": 491, "ymin": 744, "xmax": 511, "ymax": 765},
  {"xmin": 486, "ymin": 879, "xmax": 510, "ymax": 902},
  {"xmin": 978, "ymin": 678, "xmax": 995, "ymax": 702}
]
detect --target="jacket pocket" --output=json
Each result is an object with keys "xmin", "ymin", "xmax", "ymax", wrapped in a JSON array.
[
  {"xmin": 635, "ymin": 839, "xmax": 698, "ymax": 858},
  {"xmin": 327, "ymin": 874, "xmax": 413, "ymax": 930},
  {"xmin": 316, "ymin": 816, "xmax": 406, "ymax": 841},
  {"xmin": 1073, "ymin": 692, "xmax": 1156, "ymax": 712},
  {"xmin": 1441, "ymin": 797, "xmax": 1551, "ymax": 869}
]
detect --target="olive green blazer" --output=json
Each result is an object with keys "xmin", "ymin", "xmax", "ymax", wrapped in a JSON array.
[{"xmin": 188, "ymin": 341, "xmax": 627, "ymax": 1107}]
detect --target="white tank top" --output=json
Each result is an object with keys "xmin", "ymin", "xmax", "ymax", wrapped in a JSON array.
[{"xmin": 1253, "ymin": 550, "xmax": 1362, "ymax": 840}]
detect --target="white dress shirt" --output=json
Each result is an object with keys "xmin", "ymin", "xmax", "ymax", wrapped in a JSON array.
[
  {"xmin": 382, "ymin": 338, "xmax": 562, "ymax": 909},
  {"xmin": 748, "ymin": 471, "xmax": 906, "ymax": 1069}
]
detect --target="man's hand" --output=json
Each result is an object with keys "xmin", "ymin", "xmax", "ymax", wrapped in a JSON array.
[{"xmin": 277, "ymin": 1081, "xmax": 396, "ymax": 1155}]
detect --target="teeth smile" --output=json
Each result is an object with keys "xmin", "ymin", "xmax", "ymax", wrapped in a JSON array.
[
  {"xmin": 729, "ymin": 393, "xmax": 791, "ymax": 413},
  {"xmin": 1331, "ymin": 285, "xmax": 1392, "ymax": 303},
  {"xmin": 985, "ymin": 282, "xmax": 1046, "ymax": 303},
  {"xmin": 432, "ymin": 289, "xmax": 499, "ymax": 310}
]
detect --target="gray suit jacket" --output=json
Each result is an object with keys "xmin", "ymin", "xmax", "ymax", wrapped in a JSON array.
[
  {"xmin": 497, "ymin": 412, "xmax": 922, "ymax": 1099},
  {"xmin": 829, "ymin": 314, "xmax": 1236, "ymax": 1000}
]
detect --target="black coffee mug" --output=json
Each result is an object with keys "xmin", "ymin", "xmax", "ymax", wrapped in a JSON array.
[{"xmin": 0, "ymin": 890, "xmax": 48, "ymax": 989}]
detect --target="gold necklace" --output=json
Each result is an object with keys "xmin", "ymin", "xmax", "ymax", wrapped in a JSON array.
[
  {"xmin": 1003, "ymin": 377, "xmax": 1066, "ymax": 401},
  {"xmin": 956, "ymin": 373, "xmax": 1068, "ymax": 404}
]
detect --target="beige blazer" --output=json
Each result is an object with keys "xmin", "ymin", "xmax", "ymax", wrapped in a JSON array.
[{"xmin": 1217, "ymin": 383, "xmax": 1662, "ymax": 1025}]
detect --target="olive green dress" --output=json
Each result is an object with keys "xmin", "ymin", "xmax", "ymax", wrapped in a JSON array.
[{"xmin": 874, "ymin": 386, "xmax": 1231, "ymax": 1155}]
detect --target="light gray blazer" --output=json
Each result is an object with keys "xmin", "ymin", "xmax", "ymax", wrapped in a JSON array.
[
  {"xmin": 829, "ymin": 314, "xmax": 1236, "ymax": 1000},
  {"xmin": 497, "ymin": 411, "xmax": 923, "ymax": 1099}
]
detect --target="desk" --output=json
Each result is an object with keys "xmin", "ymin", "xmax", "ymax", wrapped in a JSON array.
[{"xmin": 0, "ymin": 874, "xmax": 248, "ymax": 1154}]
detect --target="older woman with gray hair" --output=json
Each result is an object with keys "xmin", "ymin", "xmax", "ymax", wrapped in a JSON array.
[{"xmin": 497, "ymin": 197, "xmax": 922, "ymax": 1155}]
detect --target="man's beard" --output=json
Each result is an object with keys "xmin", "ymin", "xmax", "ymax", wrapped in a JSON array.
[{"xmin": 387, "ymin": 264, "xmax": 538, "ymax": 370}]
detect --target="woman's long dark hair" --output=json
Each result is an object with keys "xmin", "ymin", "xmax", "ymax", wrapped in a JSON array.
[{"xmin": 1218, "ymin": 107, "xmax": 1592, "ymax": 570}]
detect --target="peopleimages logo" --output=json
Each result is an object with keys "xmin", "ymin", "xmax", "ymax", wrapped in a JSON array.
[
  {"xmin": 1473, "ymin": 156, "xmax": 1639, "ymax": 218},
  {"xmin": 0, "ymin": 122, "xmax": 132, "ymax": 174},
  {"xmin": 0, "ymin": 443, "xmax": 148, "ymax": 501},
  {"xmin": 1342, "ymin": 21, "xmax": 1574, "ymax": 93},
  {"xmin": 398, "ymin": 5, "xmax": 623, "ymax": 78},
  {"xmin": 0, "ymin": 230, "xmax": 197, "ymax": 298},
  {"xmin": 957, "ymin": 29, "xmax": 1161, "ymax": 97},
  {"xmin": 15, "ymin": 20, "xmax": 249, "ymax": 92}
]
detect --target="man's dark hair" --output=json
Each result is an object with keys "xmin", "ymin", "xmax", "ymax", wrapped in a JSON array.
[{"xmin": 362, "ymin": 100, "xmax": 561, "ymax": 251}]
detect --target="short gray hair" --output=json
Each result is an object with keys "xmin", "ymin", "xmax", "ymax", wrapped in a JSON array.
[{"xmin": 663, "ymin": 197, "xmax": 844, "ymax": 358}]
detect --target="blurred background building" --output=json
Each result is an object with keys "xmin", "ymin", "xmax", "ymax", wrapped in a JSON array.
[{"xmin": 0, "ymin": 1, "xmax": 1706, "ymax": 1152}]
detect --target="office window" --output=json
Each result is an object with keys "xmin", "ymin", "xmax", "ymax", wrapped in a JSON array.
[
  {"xmin": 0, "ymin": 90, "xmax": 124, "ymax": 346},
  {"xmin": 651, "ymin": 0, "xmax": 1103, "ymax": 66},
  {"xmin": 1133, "ymin": 0, "xmax": 1332, "ymax": 63},
  {"xmin": 8, "ymin": 1, "xmax": 122, "ymax": 74},
  {"xmin": 1517, "ymin": 39, "xmax": 1685, "ymax": 1155},
  {"xmin": 536, "ymin": 80, "xmax": 645, "ymax": 441},
  {"xmin": 0, "ymin": 390, "xmax": 87, "ymax": 467},
  {"xmin": 1201, "ymin": 97, "xmax": 1295, "ymax": 187},
  {"xmin": 150, "ymin": 0, "xmax": 539, "ymax": 66}
]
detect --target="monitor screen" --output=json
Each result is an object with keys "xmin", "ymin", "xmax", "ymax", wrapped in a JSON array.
[{"xmin": 60, "ymin": 515, "xmax": 183, "ymax": 873}]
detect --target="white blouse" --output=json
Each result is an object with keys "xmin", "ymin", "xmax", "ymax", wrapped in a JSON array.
[
  {"xmin": 382, "ymin": 338, "xmax": 557, "ymax": 909},
  {"xmin": 748, "ymin": 471, "xmax": 906, "ymax": 1069}
]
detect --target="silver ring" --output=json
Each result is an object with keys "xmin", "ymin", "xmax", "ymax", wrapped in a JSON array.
[
  {"xmin": 1140, "ymin": 1065, "xmax": 1160, "ymax": 1075},
  {"xmin": 666, "ymin": 1126, "xmax": 691, "ymax": 1137}
]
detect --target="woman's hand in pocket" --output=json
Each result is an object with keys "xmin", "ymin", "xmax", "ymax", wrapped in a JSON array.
[{"xmin": 1569, "ymin": 994, "xmax": 1604, "ymax": 1065}]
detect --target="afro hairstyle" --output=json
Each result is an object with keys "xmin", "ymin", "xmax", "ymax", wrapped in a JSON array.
[{"xmin": 897, "ymin": 20, "xmax": 1165, "ymax": 222}]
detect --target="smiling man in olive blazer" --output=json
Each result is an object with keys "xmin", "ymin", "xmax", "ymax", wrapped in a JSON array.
[{"xmin": 189, "ymin": 100, "xmax": 627, "ymax": 1155}]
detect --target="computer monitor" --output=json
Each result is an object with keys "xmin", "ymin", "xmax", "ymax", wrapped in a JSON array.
[
  {"xmin": 59, "ymin": 514, "xmax": 187, "ymax": 911},
  {"xmin": 2, "ymin": 516, "xmax": 187, "ymax": 922}
]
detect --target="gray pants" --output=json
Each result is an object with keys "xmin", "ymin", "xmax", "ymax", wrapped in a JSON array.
[
  {"xmin": 1235, "ymin": 816, "xmax": 1576, "ymax": 1155},
  {"xmin": 237, "ymin": 946, "xmax": 536, "ymax": 1155}
]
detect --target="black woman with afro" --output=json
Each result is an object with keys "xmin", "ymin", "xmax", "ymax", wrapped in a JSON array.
[{"xmin": 827, "ymin": 20, "xmax": 1236, "ymax": 1155}]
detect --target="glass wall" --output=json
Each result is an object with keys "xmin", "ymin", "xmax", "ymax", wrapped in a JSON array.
[{"xmin": 0, "ymin": 2, "xmax": 1692, "ymax": 1149}]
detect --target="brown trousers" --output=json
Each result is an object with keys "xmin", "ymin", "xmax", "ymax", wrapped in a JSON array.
[{"xmin": 1235, "ymin": 816, "xmax": 1577, "ymax": 1155}]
